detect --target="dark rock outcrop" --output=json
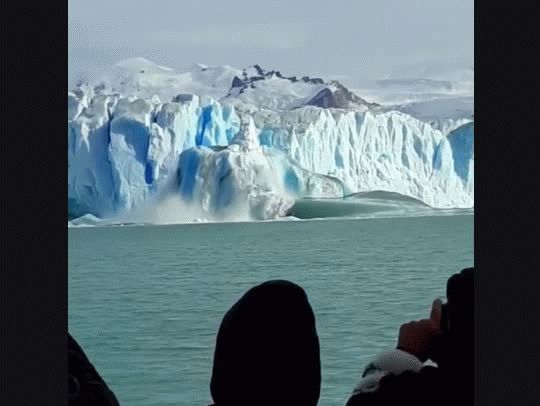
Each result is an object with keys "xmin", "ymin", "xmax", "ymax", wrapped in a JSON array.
[
  {"xmin": 305, "ymin": 81, "xmax": 380, "ymax": 109},
  {"xmin": 226, "ymin": 64, "xmax": 379, "ymax": 110}
]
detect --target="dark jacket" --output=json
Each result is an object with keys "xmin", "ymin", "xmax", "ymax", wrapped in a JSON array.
[
  {"xmin": 346, "ymin": 268, "xmax": 474, "ymax": 405},
  {"xmin": 68, "ymin": 333, "xmax": 119, "ymax": 406}
]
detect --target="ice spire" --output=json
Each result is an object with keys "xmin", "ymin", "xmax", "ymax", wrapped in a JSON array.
[{"xmin": 231, "ymin": 115, "xmax": 259, "ymax": 150}]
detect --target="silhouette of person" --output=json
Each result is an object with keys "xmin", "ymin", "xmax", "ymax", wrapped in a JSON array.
[
  {"xmin": 209, "ymin": 280, "xmax": 321, "ymax": 406},
  {"xmin": 345, "ymin": 268, "xmax": 474, "ymax": 405},
  {"xmin": 68, "ymin": 333, "xmax": 119, "ymax": 406}
]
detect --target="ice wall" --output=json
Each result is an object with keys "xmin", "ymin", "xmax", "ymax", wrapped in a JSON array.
[
  {"xmin": 68, "ymin": 90, "xmax": 473, "ymax": 220},
  {"xmin": 68, "ymin": 90, "xmax": 239, "ymax": 217}
]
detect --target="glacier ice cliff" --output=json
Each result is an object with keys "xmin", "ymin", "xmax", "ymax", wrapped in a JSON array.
[
  {"xmin": 68, "ymin": 90, "xmax": 239, "ymax": 218},
  {"xmin": 68, "ymin": 64, "xmax": 473, "ymax": 221}
]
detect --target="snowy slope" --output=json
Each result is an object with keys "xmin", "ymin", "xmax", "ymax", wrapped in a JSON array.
[
  {"xmin": 83, "ymin": 59, "xmax": 379, "ymax": 112},
  {"xmin": 354, "ymin": 65, "xmax": 473, "ymax": 134},
  {"xmin": 102, "ymin": 58, "xmax": 243, "ymax": 101},
  {"xmin": 68, "ymin": 59, "xmax": 474, "ymax": 221},
  {"xmin": 381, "ymin": 96, "xmax": 473, "ymax": 134}
]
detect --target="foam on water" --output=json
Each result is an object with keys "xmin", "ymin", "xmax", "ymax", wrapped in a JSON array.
[{"xmin": 69, "ymin": 194, "xmax": 472, "ymax": 227}]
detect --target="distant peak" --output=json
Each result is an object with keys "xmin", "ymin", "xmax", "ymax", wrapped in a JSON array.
[
  {"xmin": 189, "ymin": 62, "xmax": 209, "ymax": 71},
  {"xmin": 227, "ymin": 64, "xmax": 378, "ymax": 110},
  {"xmin": 242, "ymin": 64, "xmax": 265, "ymax": 78},
  {"xmin": 114, "ymin": 57, "xmax": 174, "ymax": 73}
]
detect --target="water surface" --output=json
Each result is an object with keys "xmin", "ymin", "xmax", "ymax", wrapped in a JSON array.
[{"xmin": 69, "ymin": 215, "xmax": 473, "ymax": 405}]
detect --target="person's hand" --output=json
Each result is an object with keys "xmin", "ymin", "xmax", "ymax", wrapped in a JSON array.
[{"xmin": 396, "ymin": 299, "xmax": 443, "ymax": 361}]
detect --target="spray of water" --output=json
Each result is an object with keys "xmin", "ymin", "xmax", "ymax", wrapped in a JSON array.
[{"xmin": 111, "ymin": 192, "xmax": 254, "ymax": 225}]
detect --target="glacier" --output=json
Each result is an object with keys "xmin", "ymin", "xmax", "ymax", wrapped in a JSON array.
[
  {"xmin": 68, "ymin": 60, "xmax": 474, "ymax": 221},
  {"xmin": 68, "ymin": 90, "xmax": 240, "ymax": 218}
]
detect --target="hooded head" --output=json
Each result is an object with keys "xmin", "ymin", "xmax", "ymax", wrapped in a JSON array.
[
  {"xmin": 210, "ymin": 280, "xmax": 321, "ymax": 406},
  {"xmin": 433, "ymin": 267, "xmax": 474, "ymax": 387},
  {"xmin": 446, "ymin": 267, "xmax": 474, "ymax": 361}
]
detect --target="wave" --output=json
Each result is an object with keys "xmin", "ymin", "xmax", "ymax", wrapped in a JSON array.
[
  {"xmin": 286, "ymin": 191, "xmax": 463, "ymax": 220},
  {"xmin": 345, "ymin": 190, "xmax": 430, "ymax": 206},
  {"xmin": 68, "ymin": 191, "xmax": 472, "ymax": 228}
]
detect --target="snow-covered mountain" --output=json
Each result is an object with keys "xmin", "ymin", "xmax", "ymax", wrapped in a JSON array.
[
  {"xmin": 93, "ymin": 58, "xmax": 379, "ymax": 112},
  {"xmin": 223, "ymin": 64, "xmax": 379, "ymax": 111},
  {"xmin": 354, "ymin": 64, "xmax": 474, "ymax": 135},
  {"xmin": 380, "ymin": 96, "xmax": 473, "ymax": 135},
  {"xmin": 68, "ymin": 58, "xmax": 474, "ymax": 222},
  {"xmin": 97, "ymin": 58, "xmax": 243, "ymax": 101}
]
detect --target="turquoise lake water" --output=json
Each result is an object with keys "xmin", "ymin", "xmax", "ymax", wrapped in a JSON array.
[{"xmin": 68, "ymin": 214, "xmax": 473, "ymax": 405}]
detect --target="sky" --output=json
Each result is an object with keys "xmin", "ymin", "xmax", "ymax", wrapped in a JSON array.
[{"xmin": 68, "ymin": 0, "xmax": 473, "ymax": 87}]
